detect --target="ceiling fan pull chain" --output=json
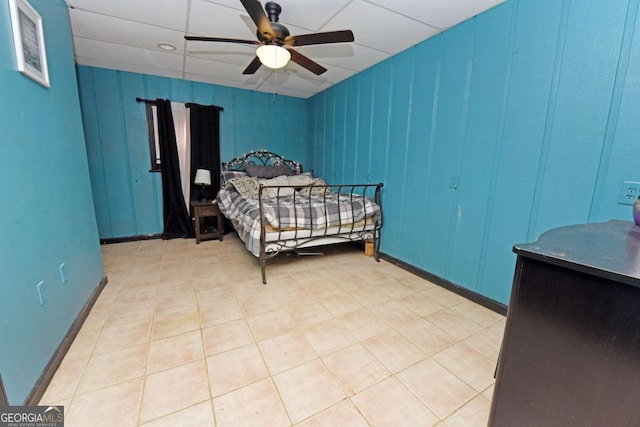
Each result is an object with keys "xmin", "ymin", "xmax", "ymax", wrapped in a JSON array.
[{"xmin": 273, "ymin": 70, "xmax": 278, "ymax": 102}]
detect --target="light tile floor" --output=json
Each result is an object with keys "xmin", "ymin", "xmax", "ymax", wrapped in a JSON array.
[{"xmin": 40, "ymin": 234, "xmax": 505, "ymax": 426}]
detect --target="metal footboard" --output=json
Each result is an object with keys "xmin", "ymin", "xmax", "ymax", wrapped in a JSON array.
[{"xmin": 257, "ymin": 183, "xmax": 384, "ymax": 284}]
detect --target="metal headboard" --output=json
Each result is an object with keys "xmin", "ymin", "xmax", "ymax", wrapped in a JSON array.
[{"xmin": 222, "ymin": 150, "xmax": 302, "ymax": 173}]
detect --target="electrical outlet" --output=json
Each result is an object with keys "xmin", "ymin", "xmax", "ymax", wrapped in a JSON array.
[
  {"xmin": 59, "ymin": 263, "xmax": 67, "ymax": 285},
  {"xmin": 618, "ymin": 181, "xmax": 640, "ymax": 205},
  {"xmin": 36, "ymin": 281, "xmax": 46, "ymax": 306}
]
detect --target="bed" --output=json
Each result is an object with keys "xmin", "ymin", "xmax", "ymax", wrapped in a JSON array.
[{"xmin": 217, "ymin": 150, "xmax": 384, "ymax": 283}]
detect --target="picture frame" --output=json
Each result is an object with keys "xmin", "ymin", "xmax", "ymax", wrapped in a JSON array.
[{"xmin": 8, "ymin": 0, "xmax": 50, "ymax": 87}]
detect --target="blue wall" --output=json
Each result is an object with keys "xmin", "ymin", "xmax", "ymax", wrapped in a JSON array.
[
  {"xmin": 76, "ymin": 67, "xmax": 309, "ymax": 239},
  {"xmin": 77, "ymin": 66, "xmax": 308, "ymax": 238},
  {"xmin": 308, "ymin": 0, "xmax": 640, "ymax": 304},
  {"xmin": 0, "ymin": 0, "xmax": 104, "ymax": 403},
  {"xmin": 78, "ymin": 0, "xmax": 640, "ymax": 306}
]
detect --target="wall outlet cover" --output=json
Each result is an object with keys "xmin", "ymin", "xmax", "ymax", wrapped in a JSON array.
[{"xmin": 618, "ymin": 181, "xmax": 640, "ymax": 205}]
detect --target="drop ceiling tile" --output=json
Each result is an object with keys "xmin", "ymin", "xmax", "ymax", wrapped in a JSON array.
[
  {"xmin": 253, "ymin": 85, "xmax": 316, "ymax": 99},
  {"xmin": 298, "ymin": 43, "xmax": 389, "ymax": 72},
  {"xmin": 66, "ymin": 0, "xmax": 510, "ymax": 98},
  {"xmin": 200, "ymin": 0, "xmax": 351, "ymax": 34},
  {"xmin": 75, "ymin": 56, "xmax": 184, "ymax": 80},
  {"xmin": 73, "ymin": 38, "xmax": 184, "ymax": 73},
  {"xmin": 188, "ymin": 0, "xmax": 257, "ymax": 39},
  {"xmin": 321, "ymin": 0, "xmax": 439, "ymax": 54},
  {"xmin": 190, "ymin": 0, "xmax": 329, "ymax": 41},
  {"xmin": 183, "ymin": 72, "xmax": 260, "ymax": 91},
  {"xmin": 260, "ymin": 67, "xmax": 312, "ymax": 85},
  {"xmin": 70, "ymin": 10, "xmax": 186, "ymax": 53},
  {"xmin": 275, "ymin": 0, "xmax": 352, "ymax": 33},
  {"xmin": 259, "ymin": 72, "xmax": 331, "ymax": 94},
  {"xmin": 200, "ymin": 0, "xmax": 244, "ymax": 11},
  {"xmin": 279, "ymin": 63, "xmax": 356, "ymax": 86},
  {"xmin": 186, "ymin": 42, "xmax": 256, "ymax": 67},
  {"xmin": 314, "ymin": 65, "xmax": 358, "ymax": 85},
  {"xmin": 367, "ymin": 0, "xmax": 506, "ymax": 29},
  {"xmin": 67, "ymin": 0, "xmax": 188, "ymax": 31},
  {"xmin": 295, "ymin": 43, "xmax": 356, "ymax": 63},
  {"xmin": 185, "ymin": 56, "xmax": 266, "ymax": 86}
]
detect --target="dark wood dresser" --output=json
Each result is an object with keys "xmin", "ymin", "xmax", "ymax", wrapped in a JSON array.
[{"xmin": 489, "ymin": 220, "xmax": 640, "ymax": 427}]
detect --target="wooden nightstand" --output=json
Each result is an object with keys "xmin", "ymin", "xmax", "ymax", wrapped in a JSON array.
[{"xmin": 191, "ymin": 200, "xmax": 224, "ymax": 243}]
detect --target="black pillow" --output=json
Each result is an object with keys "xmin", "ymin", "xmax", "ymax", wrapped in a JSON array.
[{"xmin": 243, "ymin": 164, "xmax": 296, "ymax": 178}]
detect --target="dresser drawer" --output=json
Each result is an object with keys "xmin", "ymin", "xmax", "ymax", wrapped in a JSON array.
[{"xmin": 199, "ymin": 205, "xmax": 219, "ymax": 216}]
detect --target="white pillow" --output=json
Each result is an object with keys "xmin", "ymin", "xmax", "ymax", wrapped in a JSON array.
[
  {"xmin": 297, "ymin": 178, "xmax": 329, "ymax": 197},
  {"xmin": 259, "ymin": 175, "xmax": 294, "ymax": 198},
  {"xmin": 286, "ymin": 174, "xmax": 313, "ymax": 187}
]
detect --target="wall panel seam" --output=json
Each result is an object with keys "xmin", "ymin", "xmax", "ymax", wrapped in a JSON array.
[
  {"xmin": 383, "ymin": 65, "xmax": 394, "ymax": 185},
  {"xmin": 342, "ymin": 89, "xmax": 348, "ymax": 181},
  {"xmin": 477, "ymin": 0, "xmax": 519, "ymax": 294},
  {"xmin": 587, "ymin": 0, "xmax": 640, "ymax": 222},
  {"xmin": 399, "ymin": 52, "xmax": 417, "ymax": 230},
  {"xmin": 354, "ymin": 79, "xmax": 361, "ymax": 179},
  {"xmin": 117, "ymin": 72, "xmax": 138, "ymax": 233},
  {"xmin": 418, "ymin": 58, "xmax": 442, "ymax": 263},
  {"xmin": 526, "ymin": 0, "xmax": 572, "ymax": 241},
  {"xmin": 91, "ymin": 68, "xmax": 114, "ymax": 238},
  {"xmin": 445, "ymin": 19, "xmax": 477, "ymax": 280},
  {"xmin": 367, "ymin": 75, "xmax": 375, "ymax": 181},
  {"xmin": 142, "ymin": 76, "xmax": 162, "ymax": 231}
]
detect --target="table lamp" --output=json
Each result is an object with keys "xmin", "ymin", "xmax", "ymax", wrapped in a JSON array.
[{"xmin": 194, "ymin": 169, "xmax": 211, "ymax": 201}]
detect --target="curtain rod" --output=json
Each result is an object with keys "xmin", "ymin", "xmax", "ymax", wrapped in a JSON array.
[
  {"xmin": 135, "ymin": 97, "xmax": 163, "ymax": 104},
  {"xmin": 135, "ymin": 97, "xmax": 223, "ymax": 111},
  {"xmin": 185, "ymin": 103, "xmax": 224, "ymax": 111}
]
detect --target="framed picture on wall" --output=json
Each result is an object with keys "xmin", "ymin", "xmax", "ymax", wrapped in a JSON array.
[{"xmin": 8, "ymin": 0, "xmax": 50, "ymax": 88}]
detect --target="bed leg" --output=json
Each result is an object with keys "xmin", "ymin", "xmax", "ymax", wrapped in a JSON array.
[
  {"xmin": 260, "ymin": 255, "xmax": 267, "ymax": 284},
  {"xmin": 374, "ymin": 233, "xmax": 381, "ymax": 262}
]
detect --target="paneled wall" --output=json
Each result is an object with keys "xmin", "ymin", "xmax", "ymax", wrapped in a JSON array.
[
  {"xmin": 77, "ymin": 67, "xmax": 309, "ymax": 239},
  {"xmin": 0, "ymin": 1, "xmax": 103, "ymax": 403},
  {"xmin": 308, "ymin": 0, "xmax": 640, "ymax": 304}
]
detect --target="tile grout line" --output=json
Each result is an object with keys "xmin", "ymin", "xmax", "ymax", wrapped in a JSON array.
[{"xmin": 49, "ymin": 237, "xmax": 501, "ymax": 425}]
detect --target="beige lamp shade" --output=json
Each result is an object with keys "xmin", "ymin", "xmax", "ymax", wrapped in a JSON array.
[{"xmin": 194, "ymin": 169, "xmax": 211, "ymax": 186}]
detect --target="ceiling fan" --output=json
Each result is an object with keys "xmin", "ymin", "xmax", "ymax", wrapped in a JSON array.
[{"xmin": 184, "ymin": 0, "xmax": 354, "ymax": 75}]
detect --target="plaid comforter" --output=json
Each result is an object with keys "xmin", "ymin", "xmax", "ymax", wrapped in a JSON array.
[{"xmin": 217, "ymin": 186, "xmax": 381, "ymax": 256}]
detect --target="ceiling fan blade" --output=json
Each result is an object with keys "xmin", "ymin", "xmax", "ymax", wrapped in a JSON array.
[
  {"xmin": 285, "ymin": 30, "xmax": 354, "ymax": 47},
  {"xmin": 287, "ymin": 49, "xmax": 327, "ymax": 75},
  {"xmin": 242, "ymin": 56, "xmax": 262, "ymax": 74},
  {"xmin": 240, "ymin": 0, "xmax": 275, "ymax": 41},
  {"xmin": 185, "ymin": 36, "xmax": 259, "ymax": 45}
]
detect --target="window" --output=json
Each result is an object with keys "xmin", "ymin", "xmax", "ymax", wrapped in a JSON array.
[{"xmin": 145, "ymin": 103, "xmax": 161, "ymax": 171}]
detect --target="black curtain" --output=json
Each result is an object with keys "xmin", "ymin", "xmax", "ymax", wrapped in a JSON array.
[
  {"xmin": 188, "ymin": 103, "xmax": 222, "ymax": 211},
  {"xmin": 155, "ymin": 100, "xmax": 194, "ymax": 239}
]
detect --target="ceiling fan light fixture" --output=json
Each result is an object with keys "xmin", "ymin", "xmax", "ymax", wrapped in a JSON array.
[{"xmin": 256, "ymin": 45, "xmax": 290, "ymax": 69}]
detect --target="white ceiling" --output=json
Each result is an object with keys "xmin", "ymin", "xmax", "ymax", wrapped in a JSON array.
[{"xmin": 65, "ymin": 0, "xmax": 506, "ymax": 99}]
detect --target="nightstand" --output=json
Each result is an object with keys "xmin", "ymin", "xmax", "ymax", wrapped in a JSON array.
[{"xmin": 191, "ymin": 200, "xmax": 224, "ymax": 243}]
